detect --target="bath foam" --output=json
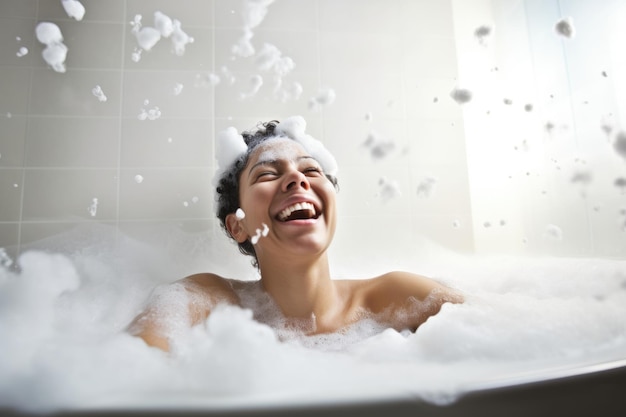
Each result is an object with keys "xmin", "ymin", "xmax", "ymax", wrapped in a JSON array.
[{"xmin": 0, "ymin": 222, "xmax": 625, "ymax": 413}]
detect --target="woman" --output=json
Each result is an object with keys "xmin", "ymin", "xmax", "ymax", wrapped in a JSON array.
[{"xmin": 128, "ymin": 116, "xmax": 462, "ymax": 351}]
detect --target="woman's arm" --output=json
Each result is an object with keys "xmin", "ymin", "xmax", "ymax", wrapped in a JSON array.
[{"xmin": 126, "ymin": 273, "xmax": 240, "ymax": 351}]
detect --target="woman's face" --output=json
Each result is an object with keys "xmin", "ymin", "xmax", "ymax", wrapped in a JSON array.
[{"xmin": 233, "ymin": 137, "xmax": 337, "ymax": 263}]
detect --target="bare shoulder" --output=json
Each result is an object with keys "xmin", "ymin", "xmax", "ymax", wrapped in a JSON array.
[
  {"xmin": 355, "ymin": 270, "xmax": 463, "ymax": 314},
  {"xmin": 176, "ymin": 272, "xmax": 239, "ymax": 302}
]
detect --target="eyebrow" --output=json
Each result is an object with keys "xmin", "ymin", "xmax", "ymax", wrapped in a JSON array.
[{"xmin": 248, "ymin": 156, "xmax": 319, "ymax": 178}]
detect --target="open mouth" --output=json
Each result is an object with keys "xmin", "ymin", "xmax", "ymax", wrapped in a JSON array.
[{"xmin": 277, "ymin": 202, "xmax": 321, "ymax": 222}]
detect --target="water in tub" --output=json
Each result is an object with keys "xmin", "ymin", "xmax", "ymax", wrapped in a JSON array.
[{"xmin": 1, "ymin": 223, "xmax": 625, "ymax": 413}]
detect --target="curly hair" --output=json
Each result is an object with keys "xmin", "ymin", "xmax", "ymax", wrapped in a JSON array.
[{"xmin": 215, "ymin": 120, "xmax": 339, "ymax": 269}]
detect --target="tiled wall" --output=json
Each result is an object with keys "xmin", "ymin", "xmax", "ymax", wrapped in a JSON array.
[
  {"xmin": 4, "ymin": 0, "xmax": 623, "ymax": 262},
  {"xmin": 0, "ymin": 0, "xmax": 473, "ymax": 263}
]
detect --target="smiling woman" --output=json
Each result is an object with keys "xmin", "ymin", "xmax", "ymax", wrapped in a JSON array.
[{"xmin": 126, "ymin": 116, "xmax": 463, "ymax": 352}]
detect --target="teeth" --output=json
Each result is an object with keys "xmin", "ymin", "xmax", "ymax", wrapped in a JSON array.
[{"xmin": 278, "ymin": 202, "xmax": 316, "ymax": 221}]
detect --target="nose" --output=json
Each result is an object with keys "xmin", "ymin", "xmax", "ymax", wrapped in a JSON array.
[{"xmin": 282, "ymin": 168, "xmax": 311, "ymax": 192}]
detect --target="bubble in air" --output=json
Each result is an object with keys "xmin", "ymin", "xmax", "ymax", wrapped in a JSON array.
[
  {"xmin": 172, "ymin": 82, "xmax": 184, "ymax": 96},
  {"xmin": 16, "ymin": 47, "xmax": 28, "ymax": 57},
  {"xmin": 61, "ymin": 0, "xmax": 85, "ymax": 21},
  {"xmin": 87, "ymin": 198, "xmax": 98, "ymax": 217},
  {"xmin": 35, "ymin": 22, "xmax": 68, "ymax": 73},
  {"xmin": 239, "ymin": 74, "xmax": 263, "ymax": 100},
  {"xmin": 416, "ymin": 177, "xmax": 437, "ymax": 198},
  {"xmin": 377, "ymin": 177, "xmax": 401, "ymax": 203},
  {"xmin": 570, "ymin": 170, "xmax": 592, "ymax": 186},
  {"xmin": 544, "ymin": 224, "xmax": 563, "ymax": 241},
  {"xmin": 236, "ymin": 208, "xmax": 246, "ymax": 220},
  {"xmin": 450, "ymin": 88, "xmax": 472, "ymax": 104},
  {"xmin": 555, "ymin": 17, "xmax": 575, "ymax": 39},
  {"xmin": 363, "ymin": 131, "xmax": 395, "ymax": 160},
  {"xmin": 135, "ymin": 26, "xmax": 161, "ymax": 51},
  {"xmin": 308, "ymin": 88, "xmax": 336, "ymax": 111},
  {"xmin": 195, "ymin": 72, "xmax": 221, "ymax": 88},
  {"xmin": 613, "ymin": 131, "xmax": 626, "ymax": 160},
  {"xmin": 134, "ymin": 174, "xmax": 144, "ymax": 184},
  {"xmin": 474, "ymin": 25, "xmax": 492, "ymax": 45},
  {"xmin": 92, "ymin": 85, "xmax": 107, "ymax": 102}
]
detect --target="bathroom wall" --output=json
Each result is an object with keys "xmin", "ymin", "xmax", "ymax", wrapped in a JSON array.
[
  {"xmin": 1, "ymin": 0, "xmax": 623, "ymax": 264},
  {"xmin": 452, "ymin": 0, "xmax": 626, "ymax": 258},
  {"xmin": 0, "ymin": 0, "xmax": 473, "ymax": 266}
]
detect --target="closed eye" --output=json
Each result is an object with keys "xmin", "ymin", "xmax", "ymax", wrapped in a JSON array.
[
  {"xmin": 302, "ymin": 167, "xmax": 323, "ymax": 176},
  {"xmin": 256, "ymin": 171, "xmax": 278, "ymax": 181}
]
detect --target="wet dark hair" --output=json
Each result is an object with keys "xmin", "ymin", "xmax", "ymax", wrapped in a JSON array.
[{"xmin": 215, "ymin": 120, "xmax": 339, "ymax": 268}]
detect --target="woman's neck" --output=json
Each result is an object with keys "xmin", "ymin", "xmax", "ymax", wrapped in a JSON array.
[{"xmin": 258, "ymin": 254, "xmax": 341, "ymax": 324}]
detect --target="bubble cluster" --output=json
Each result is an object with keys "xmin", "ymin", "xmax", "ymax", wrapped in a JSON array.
[{"xmin": 35, "ymin": 22, "xmax": 68, "ymax": 73}]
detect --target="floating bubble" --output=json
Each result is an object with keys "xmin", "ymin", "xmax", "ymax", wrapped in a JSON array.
[
  {"xmin": 134, "ymin": 175, "xmax": 144, "ymax": 184},
  {"xmin": 544, "ymin": 224, "xmax": 563, "ymax": 241},
  {"xmin": 308, "ymin": 88, "xmax": 336, "ymax": 111},
  {"xmin": 555, "ymin": 17, "xmax": 575, "ymax": 39},
  {"xmin": 61, "ymin": 0, "xmax": 85, "ymax": 21},
  {"xmin": 154, "ymin": 11, "xmax": 174, "ymax": 37},
  {"xmin": 235, "ymin": 208, "xmax": 246, "ymax": 220},
  {"xmin": 35, "ymin": 22, "xmax": 68, "ymax": 73},
  {"xmin": 239, "ymin": 74, "xmax": 263, "ymax": 100},
  {"xmin": 92, "ymin": 85, "xmax": 107, "ymax": 102},
  {"xmin": 614, "ymin": 177, "xmax": 626, "ymax": 193},
  {"xmin": 524, "ymin": 103, "xmax": 533, "ymax": 112},
  {"xmin": 377, "ymin": 177, "xmax": 401, "ymax": 203},
  {"xmin": 450, "ymin": 88, "xmax": 472, "ymax": 104},
  {"xmin": 195, "ymin": 72, "xmax": 221, "ymax": 88},
  {"xmin": 363, "ymin": 131, "xmax": 395, "ymax": 160},
  {"xmin": 87, "ymin": 198, "xmax": 98, "ymax": 217},
  {"xmin": 173, "ymin": 82, "xmax": 184, "ymax": 95},
  {"xmin": 35, "ymin": 22, "xmax": 63, "ymax": 44},
  {"xmin": 16, "ymin": 47, "xmax": 28, "ymax": 57},
  {"xmin": 170, "ymin": 18, "xmax": 194, "ymax": 56},
  {"xmin": 416, "ymin": 176, "xmax": 437, "ymax": 198},
  {"xmin": 613, "ymin": 131, "xmax": 626, "ymax": 160},
  {"xmin": 474, "ymin": 25, "xmax": 492, "ymax": 45},
  {"xmin": 135, "ymin": 26, "xmax": 161, "ymax": 51}
]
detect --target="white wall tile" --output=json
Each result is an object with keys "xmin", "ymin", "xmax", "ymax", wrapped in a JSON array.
[
  {"xmin": 118, "ymin": 168, "xmax": 213, "ymax": 220},
  {"xmin": 120, "ymin": 118, "xmax": 213, "ymax": 167},
  {"xmin": 29, "ymin": 68, "xmax": 122, "ymax": 117},
  {"xmin": 319, "ymin": 31, "xmax": 403, "ymax": 75},
  {"xmin": 0, "ymin": 169, "xmax": 23, "ymax": 221},
  {"xmin": 319, "ymin": 0, "xmax": 402, "ymax": 34},
  {"xmin": 0, "ymin": 0, "xmax": 36, "ymax": 18},
  {"xmin": 22, "ymin": 168, "xmax": 118, "ymax": 221},
  {"xmin": 0, "ymin": 67, "xmax": 32, "ymax": 115},
  {"xmin": 25, "ymin": 117, "xmax": 120, "ymax": 167},
  {"xmin": 0, "ymin": 115, "xmax": 26, "ymax": 167}
]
